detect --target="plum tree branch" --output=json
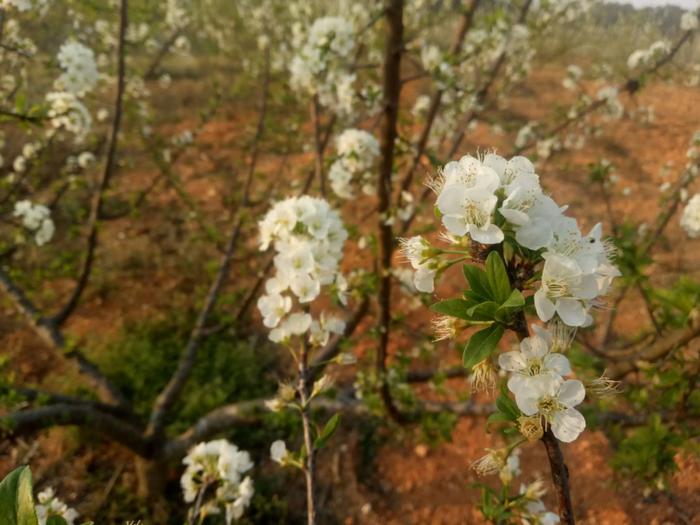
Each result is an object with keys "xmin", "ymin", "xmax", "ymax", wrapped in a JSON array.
[
  {"xmin": 50, "ymin": 0, "xmax": 129, "ymax": 327},
  {"xmin": 397, "ymin": 0, "xmax": 481, "ymax": 204},
  {"xmin": 375, "ymin": 0, "xmax": 407, "ymax": 424},
  {"xmin": 513, "ymin": 11, "xmax": 699, "ymax": 156},
  {"xmin": 0, "ymin": 267, "xmax": 128, "ymax": 407},
  {"xmin": 607, "ymin": 314, "xmax": 700, "ymax": 379},
  {"xmin": 0, "ymin": 404, "xmax": 149, "ymax": 457}
]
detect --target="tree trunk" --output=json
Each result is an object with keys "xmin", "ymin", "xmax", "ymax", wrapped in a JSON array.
[{"xmin": 135, "ymin": 456, "xmax": 169, "ymax": 523}]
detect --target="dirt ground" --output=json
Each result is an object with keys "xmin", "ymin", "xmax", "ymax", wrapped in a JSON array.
[{"xmin": 2, "ymin": 65, "xmax": 700, "ymax": 524}]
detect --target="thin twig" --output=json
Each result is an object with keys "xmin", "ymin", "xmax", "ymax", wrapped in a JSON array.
[
  {"xmin": 298, "ymin": 337, "xmax": 317, "ymax": 525},
  {"xmin": 50, "ymin": 0, "xmax": 129, "ymax": 326},
  {"xmin": 146, "ymin": 63, "xmax": 273, "ymax": 437},
  {"xmin": 242, "ymin": 46, "xmax": 271, "ymax": 206},
  {"xmin": 397, "ymin": 0, "xmax": 481, "ymax": 203},
  {"xmin": 311, "ymin": 95, "xmax": 326, "ymax": 196},
  {"xmin": 513, "ymin": 10, "xmax": 699, "ymax": 156},
  {"xmin": 144, "ymin": 27, "xmax": 183, "ymax": 79}
]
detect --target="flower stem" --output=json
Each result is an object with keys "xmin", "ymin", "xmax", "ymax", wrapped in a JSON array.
[{"xmin": 298, "ymin": 339, "xmax": 317, "ymax": 525}]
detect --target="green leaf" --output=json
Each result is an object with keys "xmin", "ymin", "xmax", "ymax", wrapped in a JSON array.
[
  {"xmin": 495, "ymin": 289, "xmax": 525, "ymax": 322},
  {"xmin": 47, "ymin": 517, "xmax": 69, "ymax": 525},
  {"xmin": 485, "ymin": 411, "xmax": 514, "ymax": 431},
  {"xmin": 494, "ymin": 383, "xmax": 520, "ymax": 421},
  {"xmin": 314, "ymin": 414, "xmax": 341, "ymax": 450},
  {"xmin": 430, "ymin": 299, "xmax": 475, "ymax": 320},
  {"xmin": 0, "ymin": 466, "xmax": 39, "ymax": 525},
  {"xmin": 485, "ymin": 252, "xmax": 511, "ymax": 303},
  {"xmin": 462, "ymin": 324, "xmax": 505, "ymax": 369},
  {"xmin": 463, "ymin": 264, "xmax": 492, "ymax": 300},
  {"xmin": 466, "ymin": 301, "xmax": 499, "ymax": 321}
]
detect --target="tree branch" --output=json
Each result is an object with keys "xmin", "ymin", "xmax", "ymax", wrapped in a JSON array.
[
  {"xmin": 146, "ymin": 213, "xmax": 244, "ymax": 438},
  {"xmin": 0, "ymin": 404, "xmax": 149, "ymax": 457},
  {"xmin": 541, "ymin": 429, "xmax": 576, "ymax": 525},
  {"xmin": 144, "ymin": 27, "xmax": 183, "ymax": 80},
  {"xmin": 607, "ymin": 314, "xmax": 700, "ymax": 379},
  {"xmin": 50, "ymin": 0, "xmax": 129, "ymax": 327},
  {"xmin": 513, "ymin": 11, "xmax": 699, "ymax": 156},
  {"xmin": 0, "ymin": 267, "xmax": 128, "ymax": 407},
  {"xmin": 242, "ymin": 46, "xmax": 271, "ymax": 207},
  {"xmin": 0, "ymin": 385, "xmax": 137, "ymax": 422},
  {"xmin": 397, "ymin": 0, "xmax": 481, "ymax": 203},
  {"xmin": 376, "ymin": 0, "xmax": 406, "ymax": 423}
]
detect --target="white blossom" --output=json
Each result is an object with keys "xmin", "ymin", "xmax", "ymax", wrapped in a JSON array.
[
  {"xmin": 13, "ymin": 200, "xmax": 55, "ymax": 246},
  {"xmin": 289, "ymin": 16, "xmax": 356, "ymax": 114},
  {"xmin": 515, "ymin": 377, "xmax": 586, "ymax": 443},
  {"xmin": 269, "ymin": 312, "xmax": 313, "ymax": 343},
  {"xmin": 435, "ymin": 155, "xmax": 503, "ymax": 244},
  {"xmin": 181, "ymin": 439, "xmax": 254, "ymax": 523},
  {"xmin": 681, "ymin": 193, "xmax": 700, "ymax": 238},
  {"xmin": 55, "ymin": 40, "xmax": 99, "ymax": 96},
  {"xmin": 400, "ymin": 236, "xmax": 437, "ymax": 293},
  {"xmin": 498, "ymin": 333, "xmax": 571, "ymax": 396},
  {"xmin": 681, "ymin": 12, "xmax": 698, "ymax": 32},
  {"xmin": 36, "ymin": 488, "xmax": 79, "ymax": 525},
  {"xmin": 270, "ymin": 440, "xmax": 288, "ymax": 464},
  {"xmin": 329, "ymin": 129, "xmax": 379, "ymax": 199},
  {"xmin": 46, "ymin": 91, "xmax": 92, "ymax": 142},
  {"xmin": 534, "ymin": 253, "xmax": 599, "ymax": 327}
]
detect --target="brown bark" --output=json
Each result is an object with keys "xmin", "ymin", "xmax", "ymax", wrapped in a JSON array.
[
  {"xmin": 376, "ymin": 0, "xmax": 406, "ymax": 423},
  {"xmin": 541, "ymin": 430, "xmax": 576, "ymax": 525}
]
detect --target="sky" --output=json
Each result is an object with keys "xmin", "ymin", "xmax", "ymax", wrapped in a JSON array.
[{"xmin": 608, "ymin": 0, "xmax": 699, "ymax": 8}]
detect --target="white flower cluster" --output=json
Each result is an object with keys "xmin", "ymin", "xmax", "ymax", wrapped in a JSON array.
[
  {"xmin": 520, "ymin": 480, "xmax": 560, "ymax": 525},
  {"xmin": 473, "ymin": 451, "xmax": 558, "ymax": 523},
  {"xmin": 13, "ymin": 200, "xmax": 55, "ymax": 246},
  {"xmin": 36, "ymin": 487, "xmax": 79, "ymax": 525},
  {"xmin": 328, "ymin": 129, "xmax": 380, "ymax": 199},
  {"xmin": 166, "ymin": 0, "xmax": 190, "ymax": 30},
  {"xmin": 257, "ymin": 196, "xmax": 348, "ymax": 343},
  {"xmin": 181, "ymin": 439, "xmax": 254, "ymax": 523},
  {"xmin": 432, "ymin": 153, "xmax": 619, "ymax": 327},
  {"xmin": 420, "ymin": 45, "xmax": 452, "ymax": 89},
  {"xmin": 681, "ymin": 193, "xmax": 700, "ymax": 239},
  {"xmin": 596, "ymin": 86, "xmax": 623, "ymax": 120},
  {"xmin": 0, "ymin": 0, "xmax": 32, "ymax": 11},
  {"xmin": 562, "ymin": 64, "xmax": 582, "ymax": 90},
  {"xmin": 45, "ymin": 91, "xmax": 92, "ymax": 142},
  {"xmin": 627, "ymin": 40, "xmax": 670, "ymax": 70},
  {"xmin": 290, "ymin": 16, "xmax": 356, "ymax": 115},
  {"xmin": 55, "ymin": 40, "xmax": 99, "ymax": 97},
  {"xmin": 681, "ymin": 11, "xmax": 699, "ymax": 32},
  {"xmin": 499, "ymin": 327, "xmax": 585, "ymax": 442}
]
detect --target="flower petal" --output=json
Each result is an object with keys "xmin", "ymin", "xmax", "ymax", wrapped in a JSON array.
[
  {"xmin": 558, "ymin": 379, "xmax": 585, "ymax": 407},
  {"xmin": 555, "ymin": 297, "xmax": 587, "ymax": 327},
  {"xmin": 534, "ymin": 290, "xmax": 556, "ymax": 322},
  {"xmin": 442, "ymin": 215, "xmax": 468, "ymax": 236},
  {"xmin": 469, "ymin": 223, "xmax": 504, "ymax": 244},
  {"xmin": 552, "ymin": 407, "xmax": 586, "ymax": 442},
  {"xmin": 516, "ymin": 218, "xmax": 553, "ymax": 250},
  {"xmin": 498, "ymin": 351, "xmax": 527, "ymax": 372},
  {"xmin": 414, "ymin": 268, "xmax": 435, "ymax": 293},
  {"xmin": 515, "ymin": 391, "xmax": 540, "ymax": 416},
  {"xmin": 544, "ymin": 353, "xmax": 571, "ymax": 377}
]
